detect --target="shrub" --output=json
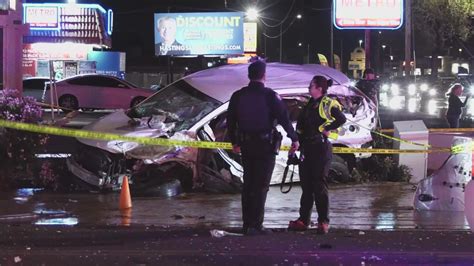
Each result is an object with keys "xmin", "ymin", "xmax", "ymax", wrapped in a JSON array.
[
  {"xmin": 0, "ymin": 89, "xmax": 49, "ymax": 189},
  {"xmin": 356, "ymin": 133, "xmax": 412, "ymax": 183}
]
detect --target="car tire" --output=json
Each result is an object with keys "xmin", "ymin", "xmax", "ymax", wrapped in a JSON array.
[
  {"xmin": 130, "ymin": 96, "xmax": 146, "ymax": 108},
  {"xmin": 132, "ymin": 178, "xmax": 183, "ymax": 197},
  {"xmin": 58, "ymin": 95, "xmax": 79, "ymax": 113},
  {"xmin": 328, "ymin": 156, "xmax": 351, "ymax": 183}
]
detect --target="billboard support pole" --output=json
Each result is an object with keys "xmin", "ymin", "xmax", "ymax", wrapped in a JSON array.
[{"xmin": 167, "ymin": 56, "xmax": 171, "ymax": 84}]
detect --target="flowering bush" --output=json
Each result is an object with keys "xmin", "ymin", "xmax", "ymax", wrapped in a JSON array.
[{"xmin": 0, "ymin": 89, "xmax": 49, "ymax": 189}]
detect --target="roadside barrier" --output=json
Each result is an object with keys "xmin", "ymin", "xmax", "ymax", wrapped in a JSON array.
[{"xmin": 0, "ymin": 119, "xmax": 461, "ymax": 155}]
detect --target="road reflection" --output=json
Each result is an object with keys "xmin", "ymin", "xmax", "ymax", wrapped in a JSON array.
[{"xmin": 0, "ymin": 183, "xmax": 469, "ymax": 230}]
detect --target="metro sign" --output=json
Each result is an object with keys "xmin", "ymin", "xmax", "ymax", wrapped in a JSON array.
[
  {"xmin": 24, "ymin": 6, "xmax": 59, "ymax": 30},
  {"xmin": 334, "ymin": 0, "xmax": 404, "ymax": 30}
]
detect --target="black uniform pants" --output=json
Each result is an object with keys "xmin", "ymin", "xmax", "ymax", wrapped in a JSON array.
[
  {"xmin": 446, "ymin": 114, "xmax": 460, "ymax": 128},
  {"xmin": 240, "ymin": 139, "xmax": 275, "ymax": 230},
  {"xmin": 298, "ymin": 140, "xmax": 332, "ymax": 225}
]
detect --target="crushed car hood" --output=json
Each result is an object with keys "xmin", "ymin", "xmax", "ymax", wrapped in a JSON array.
[{"xmin": 79, "ymin": 111, "xmax": 197, "ymax": 163}]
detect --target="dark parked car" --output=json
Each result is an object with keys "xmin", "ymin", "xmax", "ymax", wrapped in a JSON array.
[{"xmin": 22, "ymin": 77, "xmax": 52, "ymax": 102}]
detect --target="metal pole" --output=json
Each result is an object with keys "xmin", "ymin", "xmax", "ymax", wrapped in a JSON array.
[
  {"xmin": 307, "ymin": 43, "xmax": 310, "ymax": 64},
  {"xmin": 364, "ymin": 29, "xmax": 371, "ymax": 69},
  {"xmin": 330, "ymin": 0, "xmax": 334, "ymax": 68},
  {"xmin": 404, "ymin": 0, "xmax": 412, "ymax": 76},
  {"xmin": 279, "ymin": 24, "xmax": 282, "ymax": 62}
]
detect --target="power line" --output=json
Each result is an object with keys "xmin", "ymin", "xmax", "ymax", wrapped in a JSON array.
[{"xmin": 259, "ymin": 0, "xmax": 296, "ymax": 28}]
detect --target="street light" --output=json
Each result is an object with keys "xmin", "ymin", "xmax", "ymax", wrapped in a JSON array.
[
  {"xmin": 296, "ymin": 14, "xmax": 302, "ymax": 19},
  {"xmin": 359, "ymin": 39, "xmax": 363, "ymax": 47},
  {"xmin": 246, "ymin": 7, "xmax": 259, "ymax": 21}
]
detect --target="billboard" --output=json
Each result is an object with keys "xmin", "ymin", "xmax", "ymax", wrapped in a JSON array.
[
  {"xmin": 154, "ymin": 12, "xmax": 244, "ymax": 56},
  {"xmin": 334, "ymin": 0, "xmax": 403, "ymax": 30}
]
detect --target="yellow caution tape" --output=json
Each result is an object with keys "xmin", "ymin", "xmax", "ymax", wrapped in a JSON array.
[
  {"xmin": 0, "ymin": 119, "xmax": 454, "ymax": 155},
  {"xmin": 380, "ymin": 127, "xmax": 474, "ymax": 134}
]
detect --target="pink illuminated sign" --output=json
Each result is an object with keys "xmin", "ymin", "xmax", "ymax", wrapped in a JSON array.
[{"xmin": 334, "ymin": 0, "xmax": 403, "ymax": 29}]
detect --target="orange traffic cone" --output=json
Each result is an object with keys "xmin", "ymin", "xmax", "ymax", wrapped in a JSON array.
[
  {"xmin": 120, "ymin": 208, "xmax": 132, "ymax": 226},
  {"xmin": 119, "ymin": 175, "xmax": 132, "ymax": 209}
]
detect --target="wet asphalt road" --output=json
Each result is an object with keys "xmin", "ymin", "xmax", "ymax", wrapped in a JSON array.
[
  {"xmin": 0, "ymin": 183, "xmax": 473, "ymax": 265},
  {"xmin": 0, "ymin": 183, "xmax": 469, "ymax": 230}
]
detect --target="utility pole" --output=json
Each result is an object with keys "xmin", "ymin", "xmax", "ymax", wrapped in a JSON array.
[
  {"xmin": 404, "ymin": 0, "xmax": 412, "ymax": 76},
  {"xmin": 364, "ymin": 29, "xmax": 371, "ymax": 69},
  {"xmin": 279, "ymin": 24, "xmax": 282, "ymax": 62},
  {"xmin": 330, "ymin": 0, "xmax": 334, "ymax": 67}
]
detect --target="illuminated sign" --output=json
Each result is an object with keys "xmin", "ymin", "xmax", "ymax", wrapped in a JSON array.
[
  {"xmin": 244, "ymin": 22, "xmax": 257, "ymax": 53},
  {"xmin": 9, "ymin": 0, "xmax": 16, "ymax": 10},
  {"xmin": 334, "ymin": 0, "xmax": 403, "ymax": 30},
  {"xmin": 154, "ymin": 12, "xmax": 244, "ymax": 56},
  {"xmin": 24, "ymin": 6, "xmax": 59, "ymax": 30},
  {"xmin": 23, "ymin": 3, "xmax": 113, "ymax": 35}
]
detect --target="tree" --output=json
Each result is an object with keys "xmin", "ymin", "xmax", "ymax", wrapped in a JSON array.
[{"xmin": 413, "ymin": 0, "xmax": 473, "ymax": 75}]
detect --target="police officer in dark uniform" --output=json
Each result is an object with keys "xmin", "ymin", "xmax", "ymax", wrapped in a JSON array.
[
  {"xmin": 227, "ymin": 60, "xmax": 299, "ymax": 235},
  {"xmin": 288, "ymin": 75, "xmax": 346, "ymax": 234},
  {"xmin": 355, "ymin": 68, "xmax": 380, "ymax": 105}
]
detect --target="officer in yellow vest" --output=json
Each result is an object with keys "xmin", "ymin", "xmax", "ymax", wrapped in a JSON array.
[{"xmin": 288, "ymin": 75, "xmax": 346, "ymax": 234}]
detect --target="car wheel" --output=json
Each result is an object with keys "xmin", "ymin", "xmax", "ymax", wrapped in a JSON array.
[
  {"xmin": 58, "ymin": 95, "xmax": 79, "ymax": 113},
  {"xmin": 132, "ymin": 178, "xmax": 183, "ymax": 197},
  {"xmin": 328, "ymin": 156, "xmax": 351, "ymax": 183},
  {"xmin": 130, "ymin": 96, "xmax": 146, "ymax": 108}
]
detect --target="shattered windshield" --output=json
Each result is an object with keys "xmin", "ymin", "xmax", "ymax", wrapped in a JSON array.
[{"xmin": 128, "ymin": 80, "xmax": 222, "ymax": 133}]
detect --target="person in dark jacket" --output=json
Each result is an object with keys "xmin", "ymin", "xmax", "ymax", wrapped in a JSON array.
[
  {"xmin": 355, "ymin": 68, "xmax": 380, "ymax": 105},
  {"xmin": 446, "ymin": 83, "xmax": 469, "ymax": 128},
  {"xmin": 227, "ymin": 60, "xmax": 299, "ymax": 236},
  {"xmin": 288, "ymin": 75, "xmax": 346, "ymax": 234}
]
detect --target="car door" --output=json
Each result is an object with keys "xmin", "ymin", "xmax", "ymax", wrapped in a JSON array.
[
  {"xmin": 64, "ymin": 76, "xmax": 100, "ymax": 108},
  {"xmin": 94, "ymin": 76, "xmax": 133, "ymax": 109}
]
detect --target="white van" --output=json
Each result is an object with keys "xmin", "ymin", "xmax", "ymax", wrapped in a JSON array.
[{"xmin": 67, "ymin": 63, "xmax": 377, "ymax": 194}]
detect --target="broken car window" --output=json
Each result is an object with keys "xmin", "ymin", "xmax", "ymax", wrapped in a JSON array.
[{"xmin": 129, "ymin": 80, "xmax": 222, "ymax": 133}]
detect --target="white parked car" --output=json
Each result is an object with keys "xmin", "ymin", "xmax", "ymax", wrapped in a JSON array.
[
  {"xmin": 43, "ymin": 74, "xmax": 154, "ymax": 112},
  {"xmin": 67, "ymin": 63, "xmax": 377, "ymax": 195}
]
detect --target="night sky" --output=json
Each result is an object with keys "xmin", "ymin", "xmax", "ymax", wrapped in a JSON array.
[{"xmin": 24, "ymin": 0, "xmax": 411, "ymax": 71}]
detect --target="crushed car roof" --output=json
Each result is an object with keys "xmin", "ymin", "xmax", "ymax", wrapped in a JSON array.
[{"xmin": 183, "ymin": 63, "xmax": 352, "ymax": 103}]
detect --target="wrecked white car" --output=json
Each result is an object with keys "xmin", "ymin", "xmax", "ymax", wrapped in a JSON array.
[{"xmin": 67, "ymin": 63, "xmax": 377, "ymax": 195}]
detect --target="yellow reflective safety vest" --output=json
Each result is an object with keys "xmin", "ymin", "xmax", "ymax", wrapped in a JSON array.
[{"xmin": 318, "ymin": 96, "xmax": 343, "ymax": 140}]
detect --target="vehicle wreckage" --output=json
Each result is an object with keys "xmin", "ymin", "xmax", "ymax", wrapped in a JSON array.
[{"xmin": 67, "ymin": 63, "xmax": 377, "ymax": 195}]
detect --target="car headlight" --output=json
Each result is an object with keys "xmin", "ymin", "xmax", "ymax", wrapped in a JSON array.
[
  {"xmin": 408, "ymin": 98, "xmax": 417, "ymax": 113},
  {"xmin": 428, "ymin": 88, "xmax": 437, "ymax": 96},
  {"xmin": 390, "ymin": 84, "xmax": 399, "ymax": 95},
  {"xmin": 420, "ymin": 83, "xmax": 428, "ymax": 92},
  {"xmin": 408, "ymin": 84, "xmax": 416, "ymax": 96}
]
